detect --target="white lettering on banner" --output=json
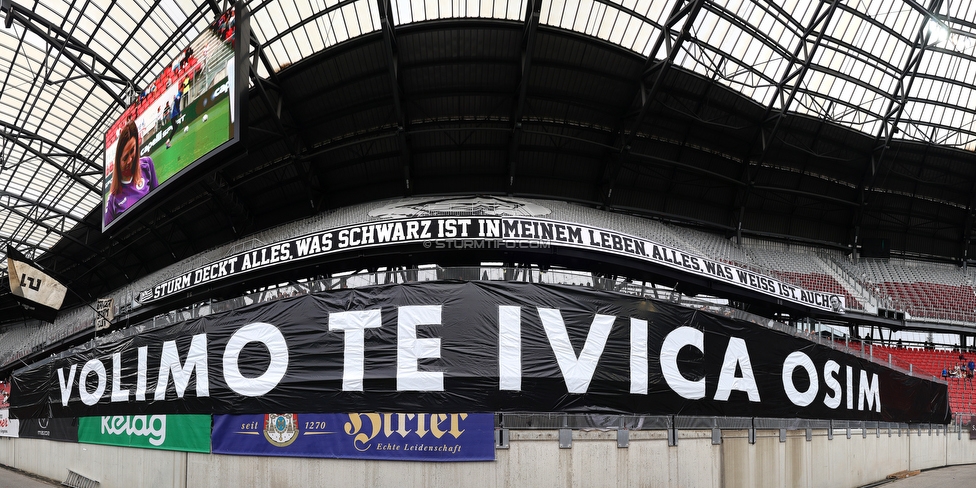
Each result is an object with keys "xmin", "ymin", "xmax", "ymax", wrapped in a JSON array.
[
  {"xmin": 337, "ymin": 220, "xmax": 436, "ymax": 248},
  {"xmin": 538, "ymin": 308, "xmax": 614, "ymax": 394},
  {"xmin": 823, "ymin": 360, "xmax": 842, "ymax": 409},
  {"xmin": 783, "ymin": 352, "xmax": 818, "ymax": 407},
  {"xmin": 111, "ymin": 352, "xmax": 129, "ymax": 402},
  {"xmin": 151, "ymin": 274, "xmax": 192, "ymax": 300},
  {"xmin": 295, "ymin": 234, "xmax": 330, "ymax": 256},
  {"xmin": 330, "ymin": 310, "xmax": 383, "ymax": 391},
  {"xmin": 630, "ymin": 318, "xmax": 647, "ymax": 395},
  {"xmin": 397, "ymin": 305, "xmax": 443, "ymax": 391},
  {"xmin": 138, "ymin": 217, "xmax": 843, "ymax": 313},
  {"xmin": 49, "ymin": 305, "xmax": 881, "ymax": 414},
  {"xmin": 858, "ymin": 370, "xmax": 882, "ymax": 413},
  {"xmin": 714, "ymin": 337, "xmax": 761, "ymax": 402},
  {"xmin": 498, "ymin": 306, "xmax": 521, "ymax": 391},
  {"xmin": 192, "ymin": 257, "xmax": 237, "ymax": 284},
  {"xmin": 480, "ymin": 219, "xmax": 501, "ymax": 237},
  {"xmin": 101, "ymin": 415, "xmax": 166, "ymax": 446},
  {"xmin": 847, "ymin": 365, "xmax": 855, "ymax": 410},
  {"xmin": 440, "ymin": 218, "xmax": 471, "ymax": 238},
  {"xmin": 223, "ymin": 322, "xmax": 289, "ymax": 397},
  {"xmin": 79, "ymin": 359, "xmax": 107, "ymax": 406},
  {"xmin": 240, "ymin": 244, "xmax": 292, "ymax": 271},
  {"xmin": 155, "ymin": 334, "xmax": 209, "ymax": 400},
  {"xmin": 58, "ymin": 364, "xmax": 77, "ymax": 407},
  {"xmin": 212, "ymin": 80, "xmax": 229, "ymax": 98},
  {"xmin": 502, "ymin": 218, "xmax": 845, "ymax": 313},
  {"xmin": 661, "ymin": 326, "xmax": 705, "ymax": 400},
  {"xmin": 136, "ymin": 346, "xmax": 148, "ymax": 401}
]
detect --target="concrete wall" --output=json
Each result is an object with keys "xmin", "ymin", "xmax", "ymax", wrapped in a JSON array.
[
  {"xmin": 947, "ymin": 427, "xmax": 976, "ymax": 465},
  {"xmin": 721, "ymin": 428, "xmax": 916, "ymax": 488},
  {"xmin": 184, "ymin": 430, "xmax": 721, "ymax": 488},
  {"xmin": 0, "ymin": 436, "xmax": 186, "ymax": 487},
  {"xmin": 908, "ymin": 426, "xmax": 948, "ymax": 470},
  {"xmin": 0, "ymin": 426, "xmax": 973, "ymax": 488}
]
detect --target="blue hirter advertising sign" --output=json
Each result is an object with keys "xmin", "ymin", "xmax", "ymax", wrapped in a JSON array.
[{"xmin": 212, "ymin": 413, "xmax": 495, "ymax": 461}]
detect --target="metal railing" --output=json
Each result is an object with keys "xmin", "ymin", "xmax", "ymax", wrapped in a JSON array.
[{"xmin": 493, "ymin": 413, "xmax": 956, "ymax": 448}]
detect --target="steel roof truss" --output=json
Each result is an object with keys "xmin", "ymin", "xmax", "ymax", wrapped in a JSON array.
[
  {"xmin": 0, "ymin": 191, "xmax": 79, "ymax": 222},
  {"xmin": 599, "ymin": 0, "xmax": 706, "ymax": 207},
  {"xmin": 0, "ymin": 126, "xmax": 99, "ymax": 194},
  {"xmin": 2, "ymin": 0, "xmax": 134, "ymax": 107},
  {"xmin": 377, "ymin": 0, "xmax": 411, "ymax": 194},
  {"xmin": 202, "ymin": 171, "xmax": 252, "ymax": 237},
  {"xmin": 730, "ymin": 0, "xmax": 841, "ymax": 243},
  {"xmin": 247, "ymin": 34, "xmax": 321, "ymax": 213},
  {"xmin": 853, "ymin": 0, "xmax": 944, "ymax": 257},
  {"xmin": 508, "ymin": 0, "xmax": 541, "ymax": 193}
]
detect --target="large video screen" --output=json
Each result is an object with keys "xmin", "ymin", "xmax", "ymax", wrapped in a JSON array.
[{"xmin": 102, "ymin": 3, "xmax": 247, "ymax": 232}]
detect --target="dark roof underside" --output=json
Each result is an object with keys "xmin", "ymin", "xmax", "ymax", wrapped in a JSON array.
[{"xmin": 7, "ymin": 18, "xmax": 976, "ymax": 318}]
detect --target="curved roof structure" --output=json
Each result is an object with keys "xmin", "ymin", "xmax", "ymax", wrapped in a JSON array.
[{"xmin": 2, "ymin": 0, "xmax": 976, "ymax": 316}]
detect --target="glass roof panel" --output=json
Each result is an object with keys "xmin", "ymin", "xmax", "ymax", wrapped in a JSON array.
[{"xmin": 2, "ymin": 0, "xmax": 976, "ymax": 279}]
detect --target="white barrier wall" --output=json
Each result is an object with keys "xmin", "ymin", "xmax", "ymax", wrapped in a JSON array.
[
  {"xmin": 947, "ymin": 427, "xmax": 976, "ymax": 464},
  {"xmin": 909, "ymin": 427, "xmax": 949, "ymax": 470},
  {"xmin": 0, "ymin": 427, "xmax": 971, "ymax": 488},
  {"xmin": 722, "ymin": 429, "xmax": 914, "ymax": 488},
  {"xmin": 0, "ymin": 436, "xmax": 187, "ymax": 487}
]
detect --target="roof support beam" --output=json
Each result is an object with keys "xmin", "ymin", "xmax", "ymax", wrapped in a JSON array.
[
  {"xmin": 851, "ymin": 0, "xmax": 943, "ymax": 260},
  {"xmin": 600, "ymin": 0, "xmax": 706, "ymax": 208},
  {"xmin": 0, "ymin": 123, "xmax": 100, "ymax": 193},
  {"xmin": 1, "ymin": 0, "xmax": 134, "ymax": 107},
  {"xmin": 750, "ymin": 185, "xmax": 860, "ymax": 208},
  {"xmin": 961, "ymin": 161, "xmax": 976, "ymax": 266},
  {"xmin": 248, "ymin": 36, "xmax": 300, "ymax": 154},
  {"xmin": 0, "ymin": 190, "xmax": 81, "ymax": 221},
  {"xmin": 507, "ymin": 0, "xmax": 542, "ymax": 194},
  {"xmin": 243, "ymin": 35, "xmax": 319, "ymax": 225},
  {"xmin": 201, "ymin": 171, "xmax": 252, "ymax": 238},
  {"xmin": 0, "ymin": 121, "xmax": 100, "ymax": 172},
  {"xmin": 205, "ymin": 0, "xmax": 222, "ymax": 17},
  {"xmin": 252, "ymin": 29, "xmax": 325, "ymax": 213},
  {"xmin": 731, "ymin": 0, "xmax": 841, "ymax": 244},
  {"xmin": 377, "ymin": 0, "xmax": 412, "ymax": 195},
  {"xmin": 256, "ymin": 0, "xmax": 360, "ymax": 49},
  {"xmin": 0, "ymin": 198, "xmax": 119, "ymax": 284}
]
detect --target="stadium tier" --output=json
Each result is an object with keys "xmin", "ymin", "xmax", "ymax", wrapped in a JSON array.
[{"xmin": 8, "ymin": 196, "xmax": 976, "ymax": 367}]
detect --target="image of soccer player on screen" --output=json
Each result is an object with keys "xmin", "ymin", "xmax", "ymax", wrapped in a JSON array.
[{"xmin": 104, "ymin": 120, "xmax": 159, "ymax": 227}]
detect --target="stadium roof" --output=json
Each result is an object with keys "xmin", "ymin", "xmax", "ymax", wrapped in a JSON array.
[{"xmin": 2, "ymin": 0, "xmax": 976, "ymax": 317}]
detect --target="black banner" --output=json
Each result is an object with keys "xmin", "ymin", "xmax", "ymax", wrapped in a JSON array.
[
  {"xmin": 137, "ymin": 217, "xmax": 501, "ymax": 304},
  {"xmin": 18, "ymin": 417, "xmax": 78, "ymax": 442},
  {"xmin": 137, "ymin": 216, "xmax": 844, "ymax": 312},
  {"xmin": 11, "ymin": 282, "xmax": 947, "ymax": 423}
]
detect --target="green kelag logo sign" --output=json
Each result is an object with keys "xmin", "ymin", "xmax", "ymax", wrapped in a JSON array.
[{"xmin": 79, "ymin": 415, "xmax": 210, "ymax": 452}]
